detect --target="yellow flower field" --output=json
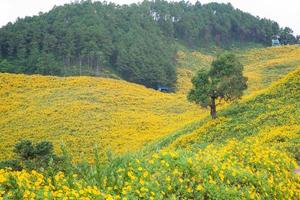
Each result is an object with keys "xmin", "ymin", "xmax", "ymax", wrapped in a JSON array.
[
  {"xmin": 1, "ymin": 46, "xmax": 300, "ymax": 162},
  {"xmin": 0, "ymin": 48, "xmax": 300, "ymax": 199},
  {"xmin": 1, "ymin": 131, "xmax": 299, "ymax": 199},
  {"xmin": 0, "ymin": 74, "xmax": 205, "ymax": 161}
]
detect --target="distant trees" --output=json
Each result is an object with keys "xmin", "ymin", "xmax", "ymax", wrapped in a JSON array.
[
  {"xmin": 297, "ymin": 36, "xmax": 300, "ymax": 44},
  {"xmin": 0, "ymin": 1, "xmax": 177, "ymax": 89},
  {"xmin": 188, "ymin": 53, "xmax": 247, "ymax": 119},
  {"xmin": 0, "ymin": 0, "xmax": 291, "ymax": 88},
  {"xmin": 280, "ymin": 27, "xmax": 297, "ymax": 45}
]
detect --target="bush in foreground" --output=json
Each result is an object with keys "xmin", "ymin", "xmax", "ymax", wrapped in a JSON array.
[{"xmin": 0, "ymin": 140, "xmax": 67, "ymax": 172}]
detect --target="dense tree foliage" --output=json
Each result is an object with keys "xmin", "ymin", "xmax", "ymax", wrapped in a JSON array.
[
  {"xmin": 188, "ymin": 53, "xmax": 247, "ymax": 118},
  {"xmin": 0, "ymin": 0, "xmax": 293, "ymax": 88},
  {"xmin": 279, "ymin": 27, "xmax": 298, "ymax": 45},
  {"xmin": 0, "ymin": 140, "xmax": 66, "ymax": 171}
]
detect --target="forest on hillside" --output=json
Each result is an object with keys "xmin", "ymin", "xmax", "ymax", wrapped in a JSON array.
[{"xmin": 0, "ymin": 0, "xmax": 298, "ymax": 88}]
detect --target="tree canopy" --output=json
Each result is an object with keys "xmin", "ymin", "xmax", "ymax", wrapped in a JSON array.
[
  {"xmin": 188, "ymin": 53, "xmax": 247, "ymax": 118},
  {"xmin": 0, "ymin": 0, "xmax": 293, "ymax": 88}
]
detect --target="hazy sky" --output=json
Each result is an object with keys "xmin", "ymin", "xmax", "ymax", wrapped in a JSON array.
[{"xmin": 1, "ymin": 0, "xmax": 299, "ymax": 35}]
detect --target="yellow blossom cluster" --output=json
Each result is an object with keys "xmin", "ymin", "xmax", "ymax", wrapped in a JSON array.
[{"xmin": 0, "ymin": 169, "xmax": 108, "ymax": 199}]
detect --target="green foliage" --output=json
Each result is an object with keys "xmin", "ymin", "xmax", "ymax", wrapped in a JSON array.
[
  {"xmin": 280, "ymin": 27, "xmax": 297, "ymax": 45},
  {"xmin": 0, "ymin": 1, "xmax": 177, "ymax": 88},
  {"xmin": 210, "ymin": 53, "xmax": 248, "ymax": 100},
  {"xmin": 188, "ymin": 53, "xmax": 247, "ymax": 118},
  {"xmin": 188, "ymin": 69, "xmax": 211, "ymax": 107},
  {"xmin": 0, "ymin": 160, "xmax": 22, "ymax": 171},
  {"xmin": 0, "ymin": 140, "xmax": 65, "ymax": 172},
  {"xmin": 0, "ymin": 59, "xmax": 25, "ymax": 73},
  {"xmin": 2, "ymin": 142, "xmax": 299, "ymax": 199},
  {"xmin": 0, "ymin": 0, "xmax": 289, "ymax": 88},
  {"xmin": 13, "ymin": 140, "xmax": 36, "ymax": 160}
]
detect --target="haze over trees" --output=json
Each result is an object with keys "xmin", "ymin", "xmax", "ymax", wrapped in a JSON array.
[
  {"xmin": 0, "ymin": 0, "xmax": 296, "ymax": 88},
  {"xmin": 188, "ymin": 53, "xmax": 247, "ymax": 118}
]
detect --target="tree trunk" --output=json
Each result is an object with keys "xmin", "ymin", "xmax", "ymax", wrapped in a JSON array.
[{"xmin": 210, "ymin": 97, "xmax": 217, "ymax": 119}]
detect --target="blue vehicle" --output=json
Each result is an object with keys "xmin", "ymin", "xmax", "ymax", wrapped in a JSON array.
[
  {"xmin": 272, "ymin": 35, "xmax": 281, "ymax": 46},
  {"xmin": 157, "ymin": 86, "xmax": 170, "ymax": 93},
  {"xmin": 272, "ymin": 39, "xmax": 281, "ymax": 46}
]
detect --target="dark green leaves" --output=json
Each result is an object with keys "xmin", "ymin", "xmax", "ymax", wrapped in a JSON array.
[
  {"xmin": 210, "ymin": 53, "xmax": 247, "ymax": 101},
  {"xmin": 188, "ymin": 69, "xmax": 211, "ymax": 107},
  {"xmin": 188, "ymin": 53, "xmax": 247, "ymax": 118},
  {"xmin": 0, "ymin": 0, "xmax": 290, "ymax": 88},
  {"xmin": 1, "ymin": 140, "xmax": 65, "ymax": 172}
]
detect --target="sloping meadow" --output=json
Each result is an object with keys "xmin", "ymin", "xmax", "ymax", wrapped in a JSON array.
[
  {"xmin": 176, "ymin": 45, "xmax": 300, "ymax": 94},
  {"xmin": 0, "ymin": 73, "xmax": 204, "ymax": 161},
  {"xmin": 170, "ymin": 66, "xmax": 300, "ymax": 150},
  {"xmin": 1, "ymin": 45, "xmax": 300, "ymax": 162},
  {"xmin": 1, "ymin": 68, "xmax": 299, "ymax": 199}
]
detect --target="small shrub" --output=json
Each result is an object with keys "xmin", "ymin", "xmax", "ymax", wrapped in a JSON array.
[
  {"xmin": 0, "ymin": 140, "xmax": 66, "ymax": 172},
  {"xmin": 13, "ymin": 140, "xmax": 35, "ymax": 160},
  {"xmin": 0, "ymin": 160, "xmax": 22, "ymax": 171}
]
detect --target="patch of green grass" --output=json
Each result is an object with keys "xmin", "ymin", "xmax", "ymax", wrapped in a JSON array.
[{"xmin": 262, "ymin": 62, "xmax": 300, "ymax": 85}]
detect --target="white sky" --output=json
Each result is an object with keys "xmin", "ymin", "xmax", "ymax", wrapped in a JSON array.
[{"xmin": 0, "ymin": 0, "xmax": 299, "ymax": 35}]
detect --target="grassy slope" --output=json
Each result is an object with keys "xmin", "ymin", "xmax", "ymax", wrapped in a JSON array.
[
  {"xmin": 169, "ymin": 67, "xmax": 300, "ymax": 162},
  {"xmin": 176, "ymin": 45, "xmax": 300, "ymax": 94},
  {"xmin": 240, "ymin": 45, "xmax": 300, "ymax": 94},
  {"xmin": 176, "ymin": 50, "xmax": 213, "ymax": 94},
  {"xmin": 0, "ymin": 74, "xmax": 205, "ymax": 160}
]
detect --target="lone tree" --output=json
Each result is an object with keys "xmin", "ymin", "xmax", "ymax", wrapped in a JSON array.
[{"xmin": 188, "ymin": 53, "xmax": 247, "ymax": 119}]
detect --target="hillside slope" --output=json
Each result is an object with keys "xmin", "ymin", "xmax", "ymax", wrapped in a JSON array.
[
  {"xmin": 1, "ymin": 46, "xmax": 300, "ymax": 161},
  {"xmin": 170, "ymin": 66, "xmax": 300, "ymax": 161},
  {"xmin": 176, "ymin": 45, "xmax": 300, "ymax": 94},
  {"xmin": 0, "ymin": 73, "xmax": 204, "ymax": 160},
  {"xmin": 1, "ymin": 67, "xmax": 299, "ymax": 199},
  {"xmin": 241, "ymin": 45, "xmax": 300, "ymax": 93}
]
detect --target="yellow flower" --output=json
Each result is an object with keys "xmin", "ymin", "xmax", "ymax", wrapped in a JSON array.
[
  {"xmin": 143, "ymin": 171, "xmax": 148, "ymax": 178},
  {"xmin": 196, "ymin": 185, "xmax": 204, "ymax": 191},
  {"xmin": 139, "ymin": 179, "xmax": 145, "ymax": 185},
  {"xmin": 186, "ymin": 187, "xmax": 192, "ymax": 193},
  {"xmin": 219, "ymin": 172, "xmax": 224, "ymax": 181},
  {"xmin": 165, "ymin": 176, "xmax": 171, "ymax": 182},
  {"xmin": 106, "ymin": 194, "xmax": 114, "ymax": 200},
  {"xmin": 209, "ymin": 179, "xmax": 216, "ymax": 185}
]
